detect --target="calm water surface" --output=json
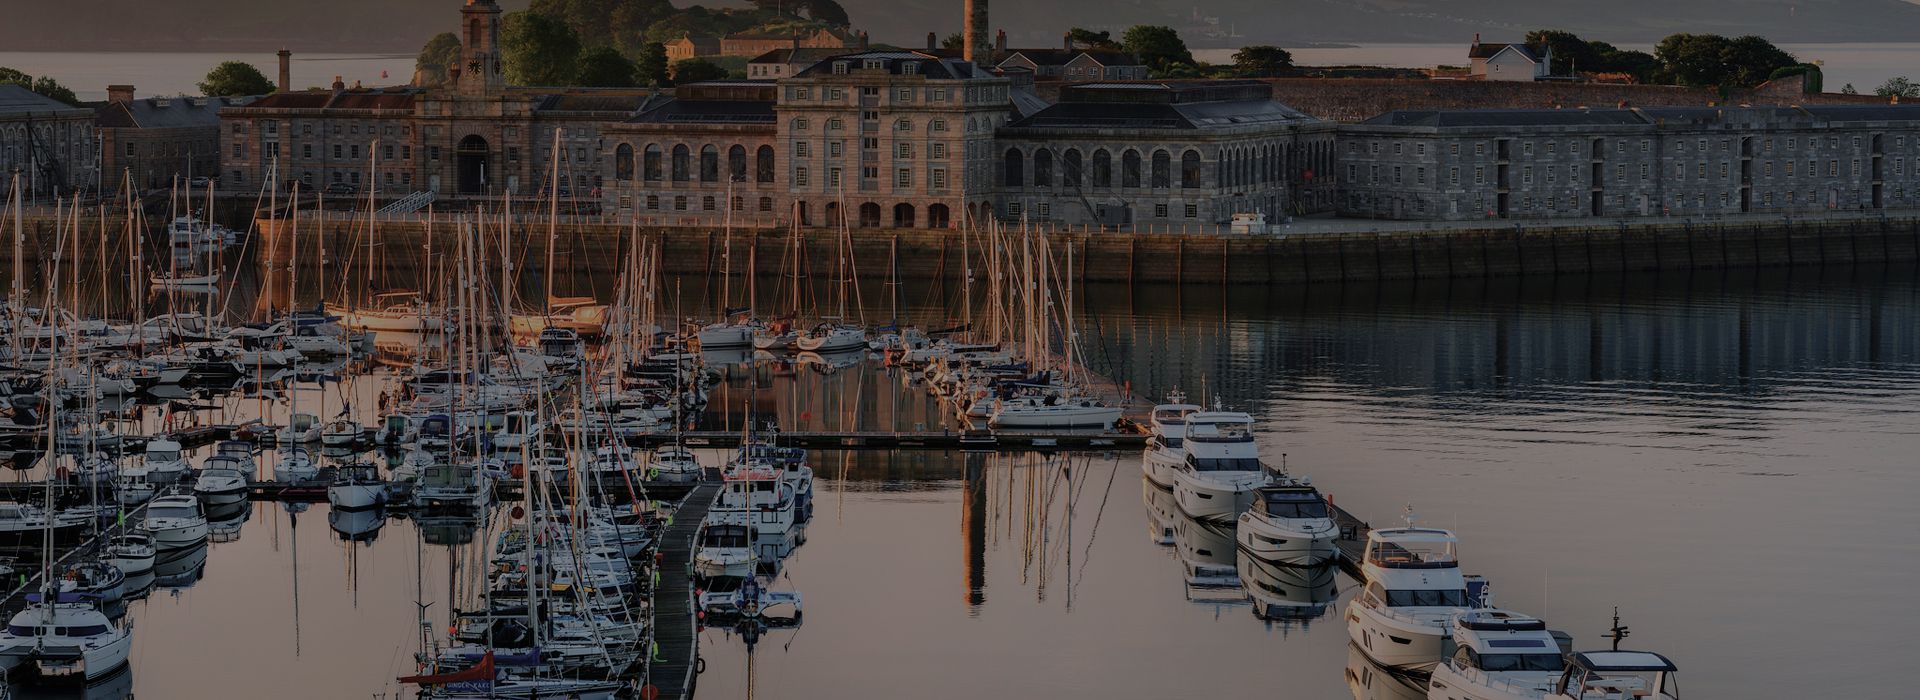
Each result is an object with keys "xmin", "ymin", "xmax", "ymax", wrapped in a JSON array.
[{"xmin": 11, "ymin": 253, "xmax": 1918, "ymax": 698}]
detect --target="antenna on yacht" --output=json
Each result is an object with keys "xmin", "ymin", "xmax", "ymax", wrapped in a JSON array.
[
  {"xmin": 1604, "ymin": 607, "xmax": 1630, "ymax": 651},
  {"xmin": 1402, "ymin": 503, "xmax": 1416, "ymax": 528}
]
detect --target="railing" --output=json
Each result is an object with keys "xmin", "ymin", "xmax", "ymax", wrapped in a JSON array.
[{"xmin": 375, "ymin": 190, "xmax": 436, "ymax": 216}]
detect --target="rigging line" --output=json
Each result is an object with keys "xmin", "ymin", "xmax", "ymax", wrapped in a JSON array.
[{"xmin": 1073, "ymin": 455, "xmax": 1121, "ymax": 593}]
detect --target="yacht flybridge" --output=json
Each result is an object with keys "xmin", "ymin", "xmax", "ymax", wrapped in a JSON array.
[
  {"xmin": 1142, "ymin": 391, "xmax": 1202, "ymax": 489},
  {"xmin": 1170, "ymin": 411, "xmax": 1267, "ymax": 524},
  {"xmin": 1347, "ymin": 526, "xmax": 1475, "ymax": 673},
  {"xmin": 1428, "ymin": 609, "xmax": 1569, "ymax": 700}
]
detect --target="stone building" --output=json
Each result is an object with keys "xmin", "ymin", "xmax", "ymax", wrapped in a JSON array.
[
  {"xmin": 996, "ymin": 81, "xmax": 1336, "ymax": 226},
  {"xmin": 996, "ymin": 48, "xmax": 1148, "ymax": 83},
  {"xmin": 720, "ymin": 28, "xmax": 865, "ymax": 58},
  {"xmin": 1336, "ymin": 105, "xmax": 1920, "ymax": 221},
  {"xmin": 96, "ymin": 86, "xmax": 254, "ymax": 190},
  {"xmin": 601, "ymin": 82, "xmax": 781, "ymax": 226},
  {"xmin": 776, "ymin": 50, "xmax": 1011, "ymax": 228},
  {"xmin": 665, "ymin": 36, "xmax": 721, "ymax": 62},
  {"xmin": 0, "ymin": 84, "xmax": 98, "ymax": 197},
  {"xmin": 746, "ymin": 49, "xmax": 845, "ymax": 80}
]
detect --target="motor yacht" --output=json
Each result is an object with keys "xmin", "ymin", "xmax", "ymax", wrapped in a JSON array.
[
  {"xmin": 107, "ymin": 533, "xmax": 156, "ymax": 576},
  {"xmin": 1236, "ymin": 482, "xmax": 1340, "ymax": 567},
  {"xmin": 273, "ymin": 446, "xmax": 318, "ymax": 482},
  {"xmin": 142, "ymin": 439, "xmax": 190, "ymax": 484},
  {"xmin": 328, "ymin": 463, "xmax": 387, "ymax": 511},
  {"xmin": 648, "ymin": 445, "xmax": 702, "ymax": 483},
  {"xmin": 278, "ymin": 413, "xmax": 321, "ymax": 443},
  {"xmin": 1347, "ymin": 527, "xmax": 1474, "ymax": 673},
  {"xmin": 1142, "ymin": 392, "xmax": 1202, "ymax": 489},
  {"xmin": 1170, "ymin": 411, "xmax": 1267, "ymax": 524},
  {"xmin": 193, "ymin": 458, "xmax": 250, "ymax": 505},
  {"xmin": 143, "ymin": 494, "xmax": 211, "ymax": 549},
  {"xmin": 1543, "ymin": 651, "xmax": 1680, "ymax": 700},
  {"xmin": 1428, "ymin": 609, "xmax": 1569, "ymax": 700},
  {"xmin": 493, "ymin": 410, "xmax": 545, "ymax": 451},
  {"xmin": 693, "ymin": 516, "xmax": 758, "ymax": 578},
  {"xmin": 0, "ymin": 601, "xmax": 134, "ymax": 680}
]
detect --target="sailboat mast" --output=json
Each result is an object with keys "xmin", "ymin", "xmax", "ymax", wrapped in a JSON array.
[{"xmin": 546, "ymin": 127, "xmax": 561, "ymax": 317}]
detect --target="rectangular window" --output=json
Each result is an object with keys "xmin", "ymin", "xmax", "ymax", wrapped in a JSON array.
[
  {"xmin": 897, "ymin": 142, "xmax": 913, "ymax": 159},
  {"xmin": 1449, "ymin": 167, "xmax": 1459, "ymax": 185},
  {"xmin": 1474, "ymin": 166, "xmax": 1484, "ymax": 185},
  {"xmin": 896, "ymin": 168, "xmax": 911, "ymax": 188},
  {"xmin": 828, "ymin": 141, "xmax": 842, "ymax": 158},
  {"xmin": 828, "ymin": 168, "xmax": 841, "ymax": 187},
  {"xmin": 931, "ymin": 168, "xmax": 947, "ymax": 189},
  {"xmin": 702, "ymin": 195, "xmax": 715, "ymax": 211},
  {"xmin": 1007, "ymin": 202, "xmax": 1023, "ymax": 217},
  {"xmin": 796, "ymin": 142, "xmax": 810, "ymax": 158},
  {"xmin": 931, "ymin": 142, "xmax": 947, "ymax": 159},
  {"xmin": 1153, "ymin": 203, "xmax": 1168, "ymax": 218},
  {"xmin": 795, "ymin": 167, "xmax": 809, "ymax": 187}
]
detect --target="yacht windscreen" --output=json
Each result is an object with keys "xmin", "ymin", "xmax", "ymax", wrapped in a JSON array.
[
  {"xmin": 1260, "ymin": 491, "xmax": 1329, "ymax": 518},
  {"xmin": 1476, "ymin": 652, "xmax": 1564, "ymax": 672},
  {"xmin": 1189, "ymin": 457, "xmax": 1262, "ymax": 472},
  {"xmin": 150, "ymin": 506, "xmax": 198, "ymax": 520},
  {"xmin": 1384, "ymin": 589, "xmax": 1467, "ymax": 607}
]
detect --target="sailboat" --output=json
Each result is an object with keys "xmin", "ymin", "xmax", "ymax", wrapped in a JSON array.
[
  {"xmin": 794, "ymin": 213, "xmax": 866, "ymax": 353},
  {"xmin": 509, "ymin": 130, "xmax": 609, "ymax": 338}
]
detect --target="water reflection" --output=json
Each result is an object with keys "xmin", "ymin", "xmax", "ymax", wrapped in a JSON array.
[
  {"xmin": 1346, "ymin": 643, "xmax": 1428, "ymax": 700},
  {"xmin": 1239, "ymin": 555, "xmax": 1339, "ymax": 628}
]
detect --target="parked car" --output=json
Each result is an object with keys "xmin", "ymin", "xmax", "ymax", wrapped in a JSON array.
[
  {"xmin": 324, "ymin": 182, "xmax": 358, "ymax": 196},
  {"xmin": 188, "ymin": 176, "xmax": 213, "ymax": 188}
]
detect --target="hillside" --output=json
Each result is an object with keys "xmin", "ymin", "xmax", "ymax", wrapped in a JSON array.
[{"xmin": 8, "ymin": 0, "xmax": 1919, "ymax": 52}]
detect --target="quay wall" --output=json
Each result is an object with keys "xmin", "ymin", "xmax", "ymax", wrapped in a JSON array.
[{"xmin": 9, "ymin": 213, "xmax": 1920, "ymax": 286}]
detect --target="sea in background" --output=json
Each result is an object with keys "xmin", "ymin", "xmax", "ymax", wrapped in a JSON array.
[{"xmin": 2, "ymin": 42, "xmax": 1917, "ymax": 101}]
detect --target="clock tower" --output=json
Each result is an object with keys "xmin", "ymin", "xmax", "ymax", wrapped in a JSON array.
[{"xmin": 456, "ymin": 0, "xmax": 504, "ymax": 93}]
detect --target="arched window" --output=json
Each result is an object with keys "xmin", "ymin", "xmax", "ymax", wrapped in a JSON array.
[
  {"xmin": 1122, "ymin": 150, "xmax": 1142, "ymax": 188},
  {"xmin": 644, "ymin": 144, "xmax": 662, "ymax": 181},
  {"xmin": 1092, "ymin": 149, "xmax": 1112, "ymax": 188},
  {"xmin": 1004, "ymin": 148, "xmax": 1024, "ymax": 187},
  {"xmin": 614, "ymin": 143, "xmax": 635, "ymax": 181},
  {"xmin": 893, "ymin": 203, "xmax": 915, "ymax": 227},
  {"xmin": 1181, "ymin": 150, "xmax": 1201, "ymax": 189},
  {"xmin": 671, "ymin": 144, "xmax": 690, "ymax": 181},
  {"xmin": 1151, "ymin": 149, "xmax": 1171, "ymax": 188},
  {"xmin": 1063, "ymin": 149, "xmax": 1083, "ymax": 188},
  {"xmin": 858, "ymin": 202, "xmax": 882, "ymax": 227},
  {"xmin": 728, "ymin": 145, "xmax": 747, "ymax": 182},
  {"xmin": 927, "ymin": 203, "xmax": 950, "ymax": 228},
  {"xmin": 1033, "ymin": 148, "xmax": 1053, "ymax": 187},
  {"xmin": 756, "ymin": 145, "xmax": 775, "ymax": 183},
  {"xmin": 699, "ymin": 145, "xmax": 719, "ymax": 182}
]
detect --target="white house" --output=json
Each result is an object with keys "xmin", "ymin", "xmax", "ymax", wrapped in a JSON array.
[{"xmin": 1468, "ymin": 37, "xmax": 1550, "ymax": 82}]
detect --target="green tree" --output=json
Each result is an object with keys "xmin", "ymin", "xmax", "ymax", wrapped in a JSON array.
[
  {"xmin": 1230, "ymin": 45, "xmax": 1293, "ymax": 77},
  {"xmin": 1841, "ymin": 83, "xmax": 1859, "ymax": 95},
  {"xmin": 416, "ymin": 32, "xmax": 463, "ymax": 85},
  {"xmin": 801, "ymin": 0, "xmax": 849, "ymax": 27},
  {"xmin": 1121, "ymin": 25, "xmax": 1194, "ymax": 74},
  {"xmin": 941, "ymin": 33, "xmax": 964, "ymax": 51},
  {"xmin": 1588, "ymin": 42, "xmax": 1658, "ymax": 81},
  {"xmin": 1524, "ymin": 29, "xmax": 1600, "ymax": 75},
  {"xmin": 1723, "ymin": 35, "xmax": 1796, "ymax": 88},
  {"xmin": 197, "ymin": 61, "xmax": 275, "ymax": 96},
  {"xmin": 671, "ymin": 58, "xmax": 729, "ymax": 84},
  {"xmin": 0, "ymin": 68, "xmax": 79, "ymax": 105},
  {"xmin": 1875, "ymin": 76, "xmax": 1918, "ymax": 97},
  {"xmin": 635, "ymin": 42, "xmax": 671, "ymax": 86},
  {"xmin": 1067, "ymin": 28, "xmax": 1120, "ymax": 50},
  {"xmin": 502, "ymin": 11, "xmax": 583, "ymax": 86},
  {"xmin": 1653, "ymin": 33, "xmax": 1795, "ymax": 88},
  {"xmin": 575, "ymin": 46, "xmax": 638, "ymax": 87}
]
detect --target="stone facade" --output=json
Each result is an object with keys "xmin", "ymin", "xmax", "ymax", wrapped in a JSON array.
[
  {"xmin": 1337, "ymin": 105, "xmax": 1920, "ymax": 221},
  {"xmin": 97, "ymin": 88, "xmax": 254, "ymax": 191},
  {"xmin": 601, "ymin": 82, "xmax": 783, "ymax": 227},
  {"xmin": 996, "ymin": 81, "xmax": 1336, "ymax": 226},
  {"xmin": 0, "ymin": 84, "xmax": 98, "ymax": 196}
]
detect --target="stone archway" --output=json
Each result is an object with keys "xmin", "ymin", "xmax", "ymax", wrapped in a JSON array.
[{"xmin": 456, "ymin": 134, "xmax": 490, "ymax": 195}]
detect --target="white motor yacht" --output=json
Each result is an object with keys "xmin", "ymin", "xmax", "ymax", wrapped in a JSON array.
[
  {"xmin": 142, "ymin": 495, "xmax": 210, "ymax": 550},
  {"xmin": 647, "ymin": 445, "xmax": 703, "ymax": 483},
  {"xmin": 0, "ymin": 602, "xmax": 134, "ymax": 680},
  {"xmin": 193, "ymin": 459, "xmax": 250, "ymax": 505},
  {"xmin": 1142, "ymin": 393, "xmax": 1201, "ymax": 489},
  {"xmin": 142, "ymin": 439, "xmax": 191, "ymax": 484},
  {"xmin": 1429, "ymin": 610, "xmax": 1568, "ymax": 700},
  {"xmin": 692, "ymin": 516, "xmax": 758, "ymax": 578},
  {"xmin": 107, "ymin": 533, "xmax": 156, "ymax": 576},
  {"xmin": 278, "ymin": 413, "xmax": 321, "ymax": 443},
  {"xmin": 321, "ymin": 418, "xmax": 363, "ymax": 447},
  {"xmin": 1236, "ymin": 482, "xmax": 1340, "ymax": 567},
  {"xmin": 794, "ymin": 323, "xmax": 866, "ymax": 353},
  {"xmin": 1542, "ymin": 651, "xmax": 1680, "ymax": 700},
  {"xmin": 327, "ymin": 463, "xmax": 386, "ymax": 511},
  {"xmin": 113, "ymin": 466, "xmax": 156, "ymax": 507},
  {"xmin": 1170, "ymin": 411, "xmax": 1267, "ymax": 524},
  {"xmin": 1347, "ymin": 527, "xmax": 1473, "ymax": 673}
]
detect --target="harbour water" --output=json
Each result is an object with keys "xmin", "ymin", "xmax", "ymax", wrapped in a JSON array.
[{"xmin": 42, "ymin": 251, "xmax": 1918, "ymax": 698}]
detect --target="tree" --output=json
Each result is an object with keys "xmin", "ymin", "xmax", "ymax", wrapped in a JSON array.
[
  {"xmin": 635, "ymin": 41, "xmax": 671, "ymax": 86},
  {"xmin": 671, "ymin": 58, "xmax": 729, "ymax": 84},
  {"xmin": 575, "ymin": 46, "xmax": 638, "ymax": 87},
  {"xmin": 800, "ymin": 0, "xmax": 849, "ymax": 27},
  {"xmin": 1875, "ymin": 76, "xmax": 1920, "ymax": 98},
  {"xmin": 1653, "ymin": 33, "xmax": 1795, "ymax": 89},
  {"xmin": 502, "ymin": 11, "xmax": 582, "ymax": 86},
  {"xmin": 197, "ymin": 61, "xmax": 275, "ymax": 96},
  {"xmin": 1524, "ymin": 29, "xmax": 1601, "ymax": 75},
  {"xmin": 1067, "ymin": 28, "xmax": 1120, "ymax": 50},
  {"xmin": 1231, "ymin": 45, "xmax": 1293, "ymax": 77},
  {"xmin": 941, "ymin": 33, "xmax": 964, "ymax": 51},
  {"xmin": 416, "ymin": 32, "xmax": 463, "ymax": 85},
  {"xmin": 0, "ymin": 68, "xmax": 79, "ymax": 105},
  {"xmin": 1842, "ymin": 83, "xmax": 1859, "ymax": 95},
  {"xmin": 1121, "ymin": 25, "xmax": 1194, "ymax": 74},
  {"xmin": 1588, "ymin": 42, "xmax": 1658, "ymax": 81}
]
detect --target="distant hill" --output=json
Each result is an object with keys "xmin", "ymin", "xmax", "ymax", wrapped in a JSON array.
[{"xmin": 9, "ymin": 0, "xmax": 1919, "ymax": 52}]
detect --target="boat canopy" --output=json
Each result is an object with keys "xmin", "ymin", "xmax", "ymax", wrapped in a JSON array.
[{"xmin": 1254, "ymin": 486, "xmax": 1330, "ymax": 519}]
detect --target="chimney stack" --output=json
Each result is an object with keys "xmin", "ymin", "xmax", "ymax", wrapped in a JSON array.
[
  {"xmin": 1064, "ymin": 31, "xmax": 1072, "ymax": 51},
  {"xmin": 963, "ymin": 0, "xmax": 989, "ymax": 65},
  {"xmin": 331, "ymin": 75, "xmax": 346, "ymax": 91},
  {"xmin": 928, "ymin": 32, "xmax": 937, "ymax": 51},
  {"xmin": 1473, "ymin": 33, "xmax": 1481, "ymax": 45},
  {"xmin": 277, "ymin": 49, "xmax": 291, "ymax": 93},
  {"xmin": 105, "ymin": 85, "xmax": 135, "ymax": 105},
  {"xmin": 995, "ymin": 29, "xmax": 1007, "ymax": 55}
]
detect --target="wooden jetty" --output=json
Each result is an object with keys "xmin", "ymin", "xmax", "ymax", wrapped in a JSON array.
[
  {"xmin": 1330, "ymin": 502, "xmax": 1372, "ymax": 580},
  {"xmin": 652, "ymin": 429, "xmax": 1144, "ymax": 451},
  {"xmin": 648, "ymin": 478, "xmax": 722, "ymax": 700}
]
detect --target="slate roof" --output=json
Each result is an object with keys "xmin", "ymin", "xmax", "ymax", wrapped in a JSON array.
[
  {"xmin": 1363, "ymin": 109, "xmax": 1646, "ymax": 128},
  {"xmin": 534, "ymin": 93, "xmax": 653, "ymax": 113},
  {"xmin": 999, "ymin": 49, "xmax": 1143, "ymax": 68},
  {"xmin": 1469, "ymin": 43, "xmax": 1539, "ymax": 62},
  {"xmin": 792, "ymin": 51, "xmax": 986, "ymax": 80},
  {"xmin": 96, "ymin": 95, "xmax": 255, "ymax": 129},
  {"xmin": 1799, "ymin": 105, "xmax": 1920, "ymax": 123},
  {"xmin": 240, "ymin": 88, "xmax": 419, "ymax": 111},
  {"xmin": 0, "ymin": 84, "xmax": 87, "ymax": 116},
  {"xmin": 1008, "ymin": 83, "xmax": 1310, "ymax": 130},
  {"xmin": 748, "ymin": 48, "xmax": 847, "ymax": 65},
  {"xmin": 627, "ymin": 83, "xmax": 775, "ymax": 126}
]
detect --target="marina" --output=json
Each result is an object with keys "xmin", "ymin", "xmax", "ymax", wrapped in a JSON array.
[{"xmin": 0, "ymin": 162, "xmax": 1913, "ymax": 699}]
